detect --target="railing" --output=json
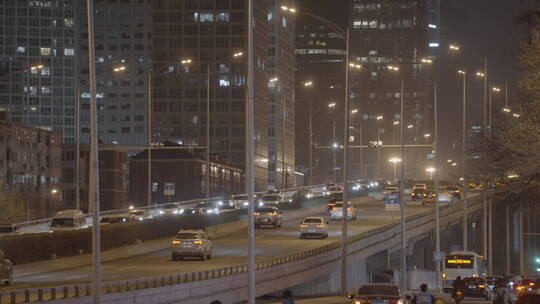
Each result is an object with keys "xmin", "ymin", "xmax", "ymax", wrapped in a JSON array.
[
  {"xmin": 15, "ymin": 184, "xmax": 329, "ymax": 231},
  {"xmin": 0, "ymin": 193, "xmax": 483, "ymax": 303}
]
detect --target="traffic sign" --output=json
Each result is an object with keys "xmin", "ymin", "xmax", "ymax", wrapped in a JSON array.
[
  {"xmin": 164, "ymin": 182, "xmax": 175, "ymax": 196},
  {"xmin": 385, "ymin": 192, "xmax": 400, "ymax": 211}
]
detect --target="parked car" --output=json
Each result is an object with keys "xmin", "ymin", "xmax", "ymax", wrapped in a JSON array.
[
  {"xmin": 49, "ymin": 209, "xmax": 88, "ymax": 232},
  {"xmin": 299, "ymin": 217, "xmax": 328, "ymax": 239},
  {"xmin": 350, "ymin": 283, "xmax": 406, "ymax": 304},
  {"xmin": 330, "ymin": 201, "xmax": 357, "ymax": 220},
  {"xmin": 171, "ymin": 229, "xmax": 213, "ymax": 261},
  {"xmin": 0, "ymin": 225, "xmax": 22, "ymax": 237},
  {"xmin": 0, "ymin": 250, "xmax": 13, "ymax": 285},
  {"xmin": 254, "ymin": 206, "xmax": 282, "ymax": 228}
]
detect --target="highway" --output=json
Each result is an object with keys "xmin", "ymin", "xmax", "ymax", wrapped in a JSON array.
[{"xmin": 3, "ymin": 193, "xmax": 436, "ymax": 291}]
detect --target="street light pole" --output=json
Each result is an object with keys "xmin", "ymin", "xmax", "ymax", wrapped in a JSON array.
[
  {"xmin": 206, "ymin": 64, "xmax": 211, "ymax": 199},
  {"xmin": 246, "ymin": 0, "xmax": 256, "ymax": 302},
  {"xmin": 333, "ymin": 116, "xmax": 336, "ymax": 182},
  {"xmin": 85, "ymin": 0, "xmax": 102, "ymax": 302},
  {"xmin": 309, "ymin": 99, "xmax": 313, "ymax": 185},
  {"xmin": 461, "ymin": 70, "xmax": 468, "ymax": 251},
  {"xmin": 75, "ymin": 81, "xmax": 80, "ymax": 210},
  {"xmin": 147, "ymin": 71, "xmax": 152, "ymax": 207},
  {"xmin": 341, "ymin": 27, "xmax": 350, "ymax": 295},
  {"xmin": 282, "ymin": 95, "xmax": 287, "ymax": 188},
  {"xmin": 433, "ymin": 80, "xmax": 441, "ymax": 289},
  {"xmin": 399, "ymin": 77, "xmax": 406, "ymax": 290}
]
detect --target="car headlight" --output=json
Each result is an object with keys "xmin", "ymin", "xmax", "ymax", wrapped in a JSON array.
[
  {"xmin": 173, "ymin": 210, "xmax": 179, "ymax": 214},
  {"xmin": 206, "ymin": 209, "xmax": 213, "ymax": 214},
  {"xmin": 159, "ymin": 210, "xmax": 164, "ymax": 215},
  {"xmin": 243, "ymin": 202, "xmax": 249, "ymax": 206},
  {"xmin": 179, "ymin": 208, "xmax": 185, "ymax": 214},
  {"xmin": 218, "ymin": 201, "xmax": 223, "ymax": 206}
]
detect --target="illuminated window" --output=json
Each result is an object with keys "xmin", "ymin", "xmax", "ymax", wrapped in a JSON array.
[
  {"xmin": 64, "ymin": 48, "xmax": 74, "ymax": 56},
  {"xmin": 40, "ymin": 48, "xmax": 51, "ymax": 56},
  {"xmin": 199, "ymin": 13, "xmax": 214, "ymax": 22}
]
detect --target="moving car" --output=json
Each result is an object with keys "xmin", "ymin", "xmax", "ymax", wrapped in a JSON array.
[
  {"xmin": 279, "ymin": 191, "xmax": 295, "ymax": 203},
  {"xmin": 330, "ymin": 201, "xmax": 357, "ymax": 220},
  {"xmin": 230, "ymin": 194, "xmax": 249, "ymax": 208},
  {"xmin": 325, "ymin": 186, "xmax": 343, "ymax": 196},
  {"xmin": 327, "ymin": 193, "xmax": 344, "ymax": 211},
  {"xmin": 49, "ymin": 209, "xmax": 87, "ymax": 232},
  {"xmin": 421, "ymin": 190, "xmax": 437, "ymax": 204},
  {"xmin": 260, "ymin": 194, "xmax": 280, "ymax": 206},
  {"xmin": 463, "ymin": 277, "xmax": 494, "ymax": 300},
  {"xmin": 382, "ymin": 185, "xmax": 399, "ymax": 201},
  {"xmin": 254, "ymin": 206, "xmax": 282, "ymax": 228},
  {"xmin": 350, "ymin": 283, "xmax": 406, "ymax": 304},
  {"xmin": 129, "ymin": 209, "xmax": 152, "ymax": 221},
  {"xmin": 171, "ymin": 229, "xmax": 213, "ymax": 261},
  {"xmin": 0, "ymin": 250, "xmax": 13, "ymax": 285},
  {"xmin": 0, "ymin": 225, "xmax": 22, "ymax": 237},
  {"xmin": 293, "ymin": 188, "xmax": 314, "ymax": 200},
  {"xmin": 413, "ymin": 183, "xmax": 428, "ymax": 192},
  {"xmin": 411, "ymin": 184, "xmax": 427, "ymax": 200},
  {"xmin": 159, "ymin": 203, "xmax": 182, "ymax": 216},
  {"xmin": 515, "ymin": 278, "xmax": 540, "ymax": 295},
  {"xmin": 299, "ymin": 217, "xmax": 328, "ymax": 239},
  {"xmin": 195, "ymin": 201, "xmax": 219, "ymax": 215},
  {"xmin": 100, "ymin": 213, "xmax": 133, "ymax": 225}
]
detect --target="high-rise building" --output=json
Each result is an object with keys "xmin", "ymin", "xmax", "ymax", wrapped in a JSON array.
[
  {"xmin": 294, "ymin": 0, "xmax": 348, "ymax": 184},
  {"xmin": 151, "ymin": 0, "xmax": 269, "ymax": 190},
  {"xmin": 77, "ymin": 0, "xmax": 152, "ymax": 146},
  {"xmin": 266, "ymin": 0, "xmax": 296, "ymax": 189},
  {"xmin": 0, "ymin": 0, "xmax": 78, "ymax": 143},
  {"xmin": 349, "ymin": 0, "xmax": 432, "ymax": 180}
]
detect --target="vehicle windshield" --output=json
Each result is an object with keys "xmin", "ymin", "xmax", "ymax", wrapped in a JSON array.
[
  {"xmin": 262, "ymin": 195, "xmax": 278, "ymax": 201},
  {"xmin": 333, "ymin": 202, "xmax": 350, "ymax": 208},
  {"xmin": 50, "ymin": 218, "xmax": 74, "ymax": 227},
  {"xmin": 233, "ymin": 195, "xmax": 248, "ymax": 200},
  {"xmin": 176, "ymin": 233, "xmax": 199, "ymax": 239},
  {"xmin": 303, "ymin": 218, "xmax": 322, "ymax": 224},
  {"xmin": 163, "ymin": 204, "xmax": 177, "ymax": 209},
  {"xmin": 256, "ymin": 207, "xmax": 276, "ymax": 213},
  {"xmin": 358, "ymin": 285, "xmax": 399, "ymax": 296},
  {"xmin": 444, "ymin": 255, "xmax": 474, "ymax": 269},
  {"xmin": 0, "ymin": 227, "xmax": 15, "ymax": 233}
]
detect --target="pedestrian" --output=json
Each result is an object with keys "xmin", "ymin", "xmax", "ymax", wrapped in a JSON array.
[
  {"xmin": 282, "ymin": 289, "xmax": 294, "ymax": 304},
  {"xmin": 412, "ymin": 283, "xmax": 434, "ymax": 304},
  {"xmin": 493, "ymin": 281, "xmax": 512, "ymax": 304}
]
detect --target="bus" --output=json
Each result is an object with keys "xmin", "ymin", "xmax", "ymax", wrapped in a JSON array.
[{"xmin": 442, "ymin": 251, "xmax": 487, "ymax": 289}]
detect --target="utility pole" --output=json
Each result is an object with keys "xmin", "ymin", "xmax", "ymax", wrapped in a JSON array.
[
  {"xmin": 309, "ymin": 99, "xmax": 313, "ymax": 185},
  {"xmin": 282, "ymin": 96, "xmax": 286, "ymax": 188},
  {"xmin": 86, "ymin": 0, "xmax": 102, "ymax": 302},
  {"xmin": 506, "ymin": 204, "xmax": 511, "ymax": 274},
  {"xmin": 75, "ymin": 81, "xmax": 80, "ymax": 210},
  {"xmin": 333, "ymin": 116, "xmax": 336, "ymax": 182},
  {"xmin": 206, "ymin": 64, "xmax": 211, "ymax": 199}
]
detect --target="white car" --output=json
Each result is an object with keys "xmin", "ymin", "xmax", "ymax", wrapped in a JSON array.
[
  {"xmin": 159, "ymin": 203, "xmax": 182, "ymax": 216},
  {"xmin": 230, "ymin": 194, "xmax": 250, "ymax": 208},
  {"xmin": 279, "ymin": 191, "xmax": 295, "ymax": 203},
  {"xmin": 300, "ymin": 217, "xmax": 328, "ymax": 239},
  {"xmin": 129, "ymin": 209, "xmax": 152, "ymax": 221},
  {"xmin": 330, "ymin": 201, "xmax": 358, "ymax": 220},
  {"xmin": 326, "ymin": 186, "xmax": 343, "ymax": 196},
  {"xmin": 260, "ymin": 194, "xmax": 280, "ymax": 206},
  {"xmin": 171, "ymin": 230, "xmax": 213, "ymax": 261},
  {"xmin": 413, "ymin": 183, "xmax": 427, "ymax": 192}
]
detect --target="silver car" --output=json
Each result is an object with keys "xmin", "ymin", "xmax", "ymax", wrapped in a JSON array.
[
  {"xmin": 260, "ymin": 194, "xmax": 280, "ymax": 206},
  {"xmin": 300, "ymin": 217, "xmax": 328, "ymax": 239},
  {"xmin": 254, "ymin": 206, "xmax": 282, "ymax": 228},
  {"xmin": 171, "ymin": 230, "xmax": 213, "ymax": 260},
  {"xmin": 0, "ymin": 250, "xmax": 13, "ymax": 285}
]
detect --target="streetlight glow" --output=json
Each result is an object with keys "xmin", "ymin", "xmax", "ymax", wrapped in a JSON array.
[
  {"xmin": 387, "ymin": 65, "xmax": 399, "ymax": 71},
  {"xmin": 113, "ymin": 66, "xmax": 126, "ymax": 72},
  {"xmin": 180, "ymin": 59, "xmax": 192, "ymax": 65},
  {"xmin": 269, "ymin": 77, "xmax": 278, "ymax": 82},
  {"xmin": 502, "ymin": 107, "xmax": 511, "ymax": 113},
  {"xmin": 51, "ymin": 189, "xmax": 58, "ymax": 194},
  {"xmin": 233, "ymin": 51, "xmax": 244, "ymax": 58},
  {"xmin": 376, "ymin": 115, "xmax": 383, "ymax": 120},
  {"xmin": 492, "ymin": 87, "xmax": 501, "ymax": 92},
  {"xmin": 513, "ymin": 113, "xmax": 521, "ymax": 118},
  {"xmin": 351, "ymin": 109, "xmax": 358, "ymax": 114},
  {"xmin": 458, "ymin": 69, "xmax": 466, "ymax": 75},
  {"xmin": 476, "ymin": 71, "xmax": 485, "ymax": 78},
  {"xmin": 407, "ymin": 124, "xmax": 414, "ymax": 129},
  {"xmin": 421, "ymin": 58, "xmax": 433, "ymax": 64},
  {"xmin": 389, "ymin": 157, "xmax": 402, "ymax": 163},
  {"xmin": 303, "ymin": 81, "xmax": 313, "ymax": 87},
  {"xmin": 424, "ymin": 133, "xmax": 431, "ymax": 138},
  {"xmin": 328, "ymin": 102, "xmax": 336, "ymax": 108},
  {"xmin": 393, "ymin": 121, "xmax": 399, "ymax": 125},
  {"xmin": 280, "ymin": 6, "xmax": 296, "ymax": 13},
  {"xmin": 349, "ymin": 63, "xmax": 362, "ymax": 69}
]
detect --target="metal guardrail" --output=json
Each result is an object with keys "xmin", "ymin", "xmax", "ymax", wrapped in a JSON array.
[
  {"xmin": 0, "ymin": 193, "xmax": 482, "ymax": 303},
  {"xmin": 14, "ymin": 184, "xmax": 329, "ymax": 231}
]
